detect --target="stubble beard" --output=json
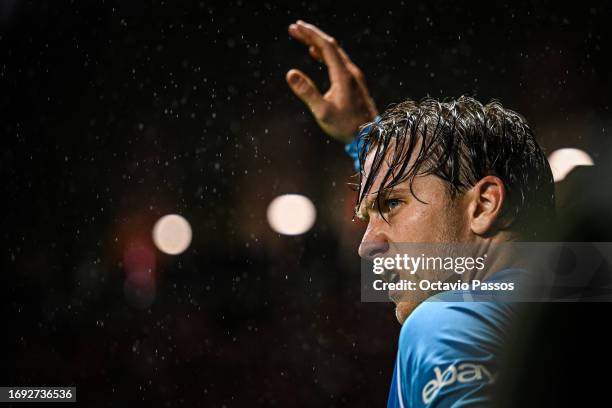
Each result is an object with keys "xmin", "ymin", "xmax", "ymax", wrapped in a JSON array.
[{"xmin": 394, "ymin": 197, "xmax": 465, "ymax": 324}]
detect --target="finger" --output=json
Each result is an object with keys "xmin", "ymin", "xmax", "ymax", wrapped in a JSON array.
[
  {"xmin": 299, "ymin": 23, "xmax": 363, "ymax": 81},
  {"xmin": 288, "ymin": 22, "xmax": 312, "ymax": 44},
  {"xmin": 308, "ymin": 46, "xmax": 321, "ymax": 61},
  {"xmin": 289, "ymin": 26, "xmax": 322, "ymax": 61},
  {"xmin": 332, "ymin": 44, "xmax": 367, "ymax": 83},
  {"xmin": 292, "ymin": 22, "xmax": 362, "ymax": 82},
  {"xmin": 289, "ymin": 25, "xmax": 323, "ymax": 64},
  {"xmin": 288, "ymin": 23, "xmax": 303, "ymax": 40},
  {"xmin": 289, "ymin": 24, "xmax": 322, "ymax": 60},
  {"xmin": 336, "ymin": 46, "xmax": 355, "ymax": 68},
  {"xmin": 288, "ymin": 23, "xmax": 334, "ymax": 66},
  {"xmin": 290, "ymin": 20, "xmax": 349, "ymax": 63},
  {"xmin": 286, "ymin": 69, "xmax": 327, "ymax": 116},
  {"xmin": 292, "ymin": 21, "xmax": 349, "ymax": 84}
]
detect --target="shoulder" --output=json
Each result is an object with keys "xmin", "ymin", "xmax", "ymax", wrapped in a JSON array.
[
  {"xmin": 395, "ymin": 301, "xmax": 516, "ymax": 407},
  {"xmin": 399, "ymin": 301, "xmax": 515, "ymax": 357}
]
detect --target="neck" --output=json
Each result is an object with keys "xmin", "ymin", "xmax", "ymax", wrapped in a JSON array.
[{"xmin": 464, "ymin": 235, "xmax": 519, "ymax": 282}]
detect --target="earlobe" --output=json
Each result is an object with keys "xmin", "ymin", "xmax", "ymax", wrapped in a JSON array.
[{"xmin": 469, "ymin": 176, "xmax": 506, "ymax": 236}]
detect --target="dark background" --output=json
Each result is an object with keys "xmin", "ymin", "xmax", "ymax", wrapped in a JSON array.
[{"xmin": 2, "ymin": 1, "xmax": 612, "ymax": 406}]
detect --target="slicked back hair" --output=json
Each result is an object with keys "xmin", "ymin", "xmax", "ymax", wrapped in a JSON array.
[{"xmin": 357, "ymin": 96, "xmax": 555, "ymax": 240}]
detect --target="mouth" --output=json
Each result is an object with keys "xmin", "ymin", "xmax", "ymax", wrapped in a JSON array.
[
  {"xmin": 384, "ymin": 269, "xmax": 403, "ymax": 303},
  {"xmin": 382, "ymin": 268, "xmax": 401, "ymax": 285}
]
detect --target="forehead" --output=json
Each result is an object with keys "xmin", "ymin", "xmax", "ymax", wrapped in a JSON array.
[
  {"xmin": 356, "ymin": 136, "xmax": 452, "ymax": 217},
  {"xmin": 360, "ymin": 137, "xmax": 421, "ymax": 196}
]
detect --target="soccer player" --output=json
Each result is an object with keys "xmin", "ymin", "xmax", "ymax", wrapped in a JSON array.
[{"xmin": 286, "ymin": 21, "xmax": 555, "ymax": 407}]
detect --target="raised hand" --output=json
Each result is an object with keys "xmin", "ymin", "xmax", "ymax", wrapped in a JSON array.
[{"xmin": 286, "ymin": 20, "xmax": 378, "ymax": 144}]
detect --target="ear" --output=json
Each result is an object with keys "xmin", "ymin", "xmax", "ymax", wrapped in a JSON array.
[{"xmin": 467, "ymin": 176, "xmax": 506, "ymax": 236}]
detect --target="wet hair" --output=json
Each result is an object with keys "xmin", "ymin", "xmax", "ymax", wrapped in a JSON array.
[{"xmin": 356, "ymin": 96, "xmax": 555, "ymax": 239}]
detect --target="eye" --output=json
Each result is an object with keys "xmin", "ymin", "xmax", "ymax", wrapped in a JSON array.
[{"xmin": 385, "ymin": 198, "xmax": 402, "ymax": 210}]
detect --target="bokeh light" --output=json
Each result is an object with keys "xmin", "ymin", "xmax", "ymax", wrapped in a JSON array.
[
  {"xmin": 267, "ymin": 194, "xmax": 316, "ymax": 235},
  {"xmin": 152, "ymin": 214, "xmax": 193, "ymax": 255},
  {"xmin": 548, "ymin": 148, "xmax": 594, "ymax": 182}
]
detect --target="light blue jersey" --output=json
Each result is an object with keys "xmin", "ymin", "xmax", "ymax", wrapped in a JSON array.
[{"xmin": 386, "ymin": 299, "xmax": 516, "ymax": 408}]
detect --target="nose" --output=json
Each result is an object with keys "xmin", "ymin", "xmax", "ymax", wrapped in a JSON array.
[{"xmin": 358, "ymin": 236, "xmax": 390, "ymax": 260}]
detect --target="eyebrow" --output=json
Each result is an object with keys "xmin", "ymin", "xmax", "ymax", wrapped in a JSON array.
[
  {"xmin": 355, "ymin": 194, "xmax": 376, "ymax": 221},
  {"xmin": 355, "ymin": 186, "xmax": 412, "ymax": 220}
]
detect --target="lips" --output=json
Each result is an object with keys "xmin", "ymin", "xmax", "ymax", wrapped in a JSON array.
[
  {"xmin": 384, "ymin": 269, "xmax": 405, "ymax": 304},
  {"xmin": 382, "ymin": 268, "xmax": 401, "ymax": 285}
]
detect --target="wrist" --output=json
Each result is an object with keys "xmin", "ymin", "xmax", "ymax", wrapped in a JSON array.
[{"xmin": 344, "ymin": 115, "xmax": 380, "ymax": 172}]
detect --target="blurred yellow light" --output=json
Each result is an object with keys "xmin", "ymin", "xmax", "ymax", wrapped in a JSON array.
[
  {"xmin": 548, "ymin": 148, "xmax": 594, "ymax": 182},
  {"xmin": 152, "ymin": 214, "xmax": 192, "ymax": 255},
  {"xmin": 267, "ymin": 194, "xmax": 316, "ymax": 235}
]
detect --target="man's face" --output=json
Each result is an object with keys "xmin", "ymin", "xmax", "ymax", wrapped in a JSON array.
[{"xmin": 357, "ymin": 145, "xmax": 471, "ymax": 323}]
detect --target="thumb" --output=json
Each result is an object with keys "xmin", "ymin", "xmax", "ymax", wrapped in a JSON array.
[{"xmin": 286, "ymin": 69, "xmax": 325, "ymax": 115}]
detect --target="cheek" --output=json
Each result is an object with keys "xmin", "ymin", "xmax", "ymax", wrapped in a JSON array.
[{"xmin": 390, "ymin": 202, "xmax": 452, "ymax": 241}]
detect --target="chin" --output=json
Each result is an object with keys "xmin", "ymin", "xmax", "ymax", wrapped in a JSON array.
[{"xmin": 395, "ymin": 301, "xmax": 420, "ymax": 324}]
